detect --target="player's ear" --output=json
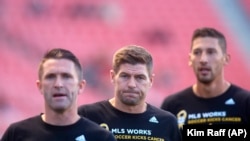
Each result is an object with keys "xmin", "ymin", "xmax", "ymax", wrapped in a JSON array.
[
  {"xmin": 36, "ymin": 80, "xmax": 43, "ymax": 95},
  {"xmin": 223, "ymin": 53, "xmax": 230, "ymax": 65},
  {"xmin": 36, "ymin": 80, "xmax": 41, "ymax": 90},
  {"xmin": 150, "ymin": 73, "xmax": 154, "ymax": 87},
  {"xmin": 78, "ymin": 80, "xmax": 86, "ymax": 94},
  {"xmin": 110, "ymin": 70, "xmax": 115, "ymax": 83},
  {"xmin": 188, "ymin": 53, "xmax": 192, "ymax": 66}
]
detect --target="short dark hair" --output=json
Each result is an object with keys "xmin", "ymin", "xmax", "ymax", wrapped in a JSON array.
[
  {"xmin": 191, "ymin": 27, "xmax": 227, "ymax": 53},
  {"xmin": 38, "ymin": 48, "xmax": 83, "ymax": 80},
  {"xmin": 112, "ymin": 45, "xmax": 153, "ymax": 76}
]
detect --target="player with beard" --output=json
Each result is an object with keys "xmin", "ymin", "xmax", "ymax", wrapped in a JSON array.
[
  {"xmin": 160, "ymin": 27, "xmax": 250, "ymax": 129},
  {"xmin": 78, "ymin": 45, "xmax": 181, "ymax": 141}
]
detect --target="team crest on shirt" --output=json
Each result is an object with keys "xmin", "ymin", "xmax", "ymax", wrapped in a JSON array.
[
  {"xmin": 100, "ymin": 123, "xmax": 109, "ymax": 131},
  {"xmin": 177, "ymin": 110, "xmax": 187, "ymax": 129}
]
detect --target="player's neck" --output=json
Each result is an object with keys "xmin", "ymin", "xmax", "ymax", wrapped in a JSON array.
[
  {"xmin": 193, "ymin": 80, "xmax": 231, "ymax": 98},
  {"xmin": 109, "ymin": 98, "xmax": 147, "ymax": 114},
  {"xmin": 42, "ymin": 109, "xmax": 80, "ymax": 126}
]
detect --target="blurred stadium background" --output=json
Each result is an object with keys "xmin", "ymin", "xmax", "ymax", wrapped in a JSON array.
[{"xmin": 0, "ymin": 0, "xmax": 250, "ymax": 137}]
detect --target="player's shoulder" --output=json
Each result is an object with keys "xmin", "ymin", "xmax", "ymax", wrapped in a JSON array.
[
  {"xmin": 147, "ymin": 104, "xmax": 176, "ymax": 118},
  {"xmin": 79, "ymin": 100, "xmax": 108, "ymax": 110},
  {"xmin": 7, "ymin": 115, "xmax": 41, "ymax": 129},
  {"xmin": 230, "ymin": 84, "xmax": 250, "ymax": 96},
  {"xmin": 164, "ymin": 86, "xmax": 193, "ymax": 101}
]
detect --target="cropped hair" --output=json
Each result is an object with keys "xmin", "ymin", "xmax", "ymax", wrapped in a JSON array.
[
  {"xmin": 38, "ymin": 48, "xmax": 83, "ymax": 80},
  {"xmin": 191, "ymin": 27, "xmax": 227, "ymax": 53},
  {"xmin": 112, "ymin": 45, "xmax": 153, "ymax": 76}
]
